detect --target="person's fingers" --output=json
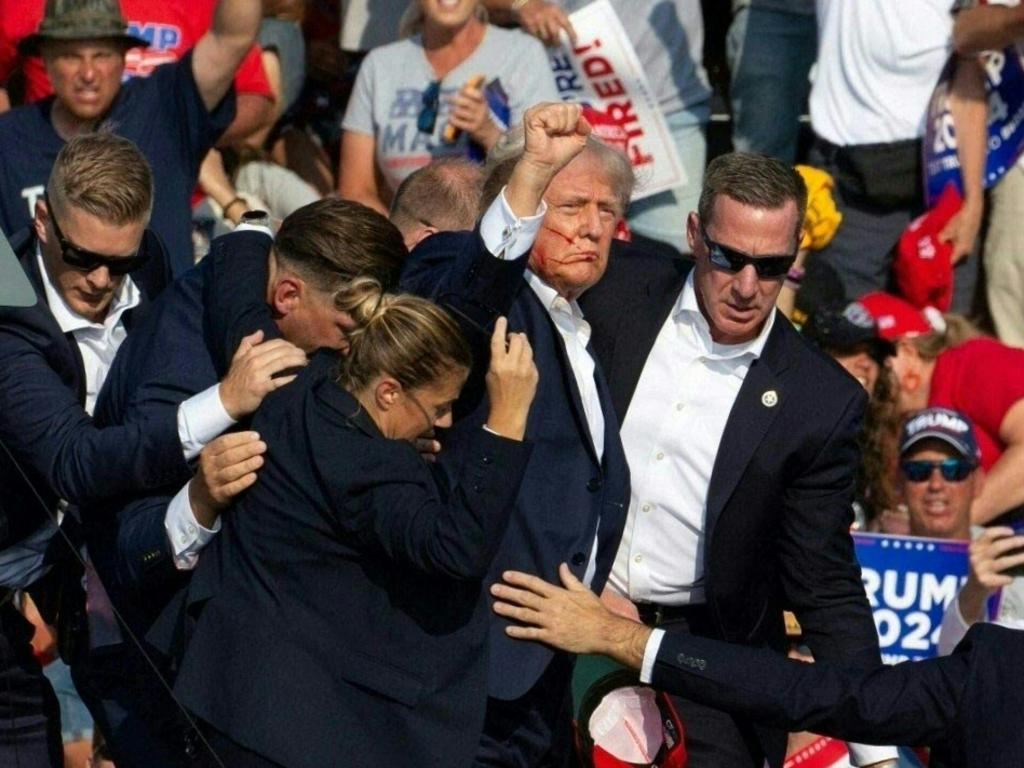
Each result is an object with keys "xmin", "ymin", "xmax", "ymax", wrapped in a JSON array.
[
  {"xmin": 505, "ymin": 624, "xmax": 545, "ymax": 640},
  {"xmin": 506, "ymin": 332, "xmax": 525, "ymax": 359},
  {"xmin": 253, "ymin": 347, "xmax": 308, "ymax": 376},
  {"xmin": 232, "ymin": 330, "xmax": 265, "ymax": 361},
  {"xmin": 491, "ymin": 317, "xmax": 509, "ymax": 357},
  {"xmin": 211, "ymin": 439, "xmax": 267, "ymax": 470},
  {"xmin": 979, "ymin": 526, "xmax": 1016, "ymax": 542},
  {"xmin": 501, "ymin": 569, "xmax": 555, "ymax": 597},
  {"xmin": 206, "ymin": 431, "xmax": 262, "ymax": 456},
  {"xmin": 987, "ymin": 534, "xmax": 1024, "ymax": 557},
  {"xmin": 558, "ymin": 561, "xmax": 587, "ymax": 591},
  {"xmin": 212, "ymin": 471, "xmax": 259, "ymax": 501},
  {"xmin": 268, "ymin": 374, "xmax": 299, "ymax": 390},
  {"xmin": 215, "ymin": 453, "xmax": 266, "ymax": 484},
  {"xmin": 491, "ymin": 600, "xmax": 543, "ymax": 626},
  {"xmin": 489, "ymin": 582, "xmax": 545, "ymax": 611}
]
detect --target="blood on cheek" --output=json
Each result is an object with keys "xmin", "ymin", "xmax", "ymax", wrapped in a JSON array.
[{"xmin": 536, "ymin": 224, "xmax": 582, "ymax": 267}]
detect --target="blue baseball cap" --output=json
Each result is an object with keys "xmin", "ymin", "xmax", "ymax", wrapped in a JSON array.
[{"xmin": 900, "ymin": 407, "xmax": 980, "ymax": 461}]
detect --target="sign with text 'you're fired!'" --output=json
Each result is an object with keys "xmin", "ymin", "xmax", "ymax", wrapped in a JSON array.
[{"xmin": 547, "ymin": 0, "xmax": 686, "ymax": 201}]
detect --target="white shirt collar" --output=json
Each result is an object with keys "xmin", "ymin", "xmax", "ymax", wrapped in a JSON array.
[
  {"xmin": 524, "ymin": 270, "xmax": 586, "ymax": 320},
  {"xmin": 674, "ymin": 271, "xmax": 776, "ymax": 361},
  {"xmin": 36, "ymin": 244, "xmax": 141, "ymax": 334}
]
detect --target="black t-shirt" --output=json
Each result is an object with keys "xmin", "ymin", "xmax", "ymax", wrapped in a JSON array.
[{"xmin": 0, "ymin": 50, "xmax": 235, "ymax": 276}]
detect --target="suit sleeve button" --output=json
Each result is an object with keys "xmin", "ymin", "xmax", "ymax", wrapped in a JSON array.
[{"xmin": 571, "ymin": 552, "xmax": 586, "ymax": 566}]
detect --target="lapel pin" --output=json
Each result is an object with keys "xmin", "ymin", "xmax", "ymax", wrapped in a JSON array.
[{"xmin": 761, "ymin": 390, "xmax": 779, "ymax": 408}]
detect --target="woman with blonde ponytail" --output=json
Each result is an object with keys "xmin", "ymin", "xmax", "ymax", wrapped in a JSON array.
[{"xmin": 174, "ymin": 282, "xmax": 541, "ymax": 767}]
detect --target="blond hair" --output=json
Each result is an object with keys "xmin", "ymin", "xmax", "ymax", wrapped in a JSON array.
[
  {"xmin": 906, "ymin": 313, "xmax": 984, "ymax": 361},
  {"xmin": 334, "ymin": 278, "xmax": 472, "ymax": 393},
  {"xmin": 47, "ymin": 132, "xmax": 153, "ymax": 225}
]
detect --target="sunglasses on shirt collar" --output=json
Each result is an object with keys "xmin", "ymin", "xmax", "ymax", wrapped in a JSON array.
[
  {"xmin": 418, "ymin": 80, "xmax": 441, "ymax": 134},
  {"xmin": 700, "ymin": 226, "xmax": 797, "ymax": 278},
  {"xmin": 45, "ymin": 192, "xmax": 149, "ymax": 276},
  {"xmin": 899, "ymin": 458, "xmax": 977, "ymax": 483}
]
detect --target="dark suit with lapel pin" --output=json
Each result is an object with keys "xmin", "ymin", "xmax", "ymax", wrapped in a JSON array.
[{"xmin": 579, "ymin": 244, "xmax": 879, "ymax": 766}]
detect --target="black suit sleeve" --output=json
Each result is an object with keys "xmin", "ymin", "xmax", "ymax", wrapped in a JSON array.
[
  {"xmin": 201, "ymin": 231, "xmax": 281, "ymax": 377},
  {"xmin": 331, "ymin": 429, "xmax": 533, "ymax": 579},
  {"xmin": 0, "ymin": 326, "xmax": 189, "ymax": 506},
  {"xmin": 652, "ymin": 628, "xmax": 969, "ymax": 747},
  {"xmin": 776, "ymin": 388, "xmax": 881, "ymax": 664}
]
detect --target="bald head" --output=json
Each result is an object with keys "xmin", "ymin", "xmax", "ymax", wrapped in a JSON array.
[{"xmin": 389, "ymin": 158, "xmax": 484, "ymax": 248}]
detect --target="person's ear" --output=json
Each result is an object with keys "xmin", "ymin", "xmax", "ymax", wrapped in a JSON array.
[
  {"xmin": 270, "ymin": 276, "xmax": 303, "ymax": 317},
  {"xmin": 405, "ymin": 225, "xmax": 438, "ymax": 250},
  {"xmin": 34, "ymin": 198, "xmax": 50, "ymax": 244},
  {"xmin": 373, "ymin": 376, "xmax": 402, "ymax": 412},
  {"xmin": 685, "ymin": 211, "xmax": 700, "ymax": 253}
]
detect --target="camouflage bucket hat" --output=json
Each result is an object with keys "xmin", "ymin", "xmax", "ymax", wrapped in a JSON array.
[{"xmin": 19, "ymin": 0, "xmax": 149, "ymax": 56}]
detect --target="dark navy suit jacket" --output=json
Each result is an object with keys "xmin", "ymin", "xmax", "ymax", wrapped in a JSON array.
[
  {"xmin": 173, "ymin": 353, "xmax": 533, "ymax": 768},
  {"xmin": 89, "ymin": 230, "xmax": 275, "ymax": 633},
  {"xmin": 0, "ymin": 228, "xmax": 185, "ymax": 552},
  {"xmin": 652, "ymin": 622, "xmax": 1022, "ymax": 768},
  {"xmin": 402, "ymin": 230, "xmax": 630, "ymax": 700},
  {"xmin": 578, "ymin": 246, "xmax": 880, "ymax": 765}
]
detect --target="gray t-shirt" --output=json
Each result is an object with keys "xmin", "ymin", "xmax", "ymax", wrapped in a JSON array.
[
  {"xmin": 342, "ymin": 25, "xmax": 559, "ymax": 193},
  {"xmin": 559, "ymin": 0, "xmax": 711, "ymax": 117}
]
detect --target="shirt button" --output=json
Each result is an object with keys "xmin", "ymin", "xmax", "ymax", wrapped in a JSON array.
[
  {"xmin": 571, "ymin": 552, "xmax": 586, "ymax": 566},
  {"xmin": 634, "ymin": 554, "xmax": 643, "ymax": 564},
  {"xmin": 655, "ymin": 452, "xmax": 664, "ymax": 461},
  {"xmin": 187, "ymin": 524, "xmax": 196, "ymax": 535},
  {"xmin": 676, "ymin": 403, "xmax": 684, "ymax": 411},
  {"xmin": 641, "ymin": 503, "xmax": 651, "ymax": 513}
]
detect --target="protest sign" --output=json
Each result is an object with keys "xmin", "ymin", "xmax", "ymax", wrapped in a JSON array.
[
  {"xmin": 923, "ymin": 45, "xmax": 1024, "ymax": 207},
  {"xmin": 853, "ymin": 532, "xmax": 968, "ymax": 662},
  {"xmin": 547, "ymin": 0, "xmax": 685, "ymax": 200}
]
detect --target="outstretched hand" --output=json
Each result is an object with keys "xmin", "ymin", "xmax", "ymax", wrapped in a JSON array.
[{"xmin": 490, "ymin": 563, "xmax": 651, "ymax": 668}]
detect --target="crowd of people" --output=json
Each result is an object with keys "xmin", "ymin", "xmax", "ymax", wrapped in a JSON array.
[{"xmin": 0, "ymin": 1, "xmax": 1023, "ymax": 768}]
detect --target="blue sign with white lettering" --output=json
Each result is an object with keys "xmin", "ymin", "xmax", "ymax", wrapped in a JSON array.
[
  {"xmin": 853, "ymin": 532, "xmax": 968, "ymax": 662},
  {"xmin": 923, "ymin": 47, "xmax": 1024, "ymax": 207}
]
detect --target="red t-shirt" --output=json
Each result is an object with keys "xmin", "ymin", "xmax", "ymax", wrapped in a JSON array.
[
  {"xmin": 928, "ymin": 338, "xmax": 1024, "ymax": 471},
  {"xmin": 0, "ymin": 0, "xmax": 271, "ymax": 102}
]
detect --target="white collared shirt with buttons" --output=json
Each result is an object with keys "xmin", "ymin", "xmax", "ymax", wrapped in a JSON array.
[
  {"xmin": 479, "ymin": 188, "xmax": 605, "ymax": 585},
  {"xmin": 37, "ymin": 248, "xmax": 236, "ymax": 570},
  {"xmin": 608, "ymin": 271, "xmax": 775, "ymax": 606}
]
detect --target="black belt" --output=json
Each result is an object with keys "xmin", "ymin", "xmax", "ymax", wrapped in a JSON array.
[{"xmin": 633, "ymin": 601, "xmax": 708, "ymax": 628}]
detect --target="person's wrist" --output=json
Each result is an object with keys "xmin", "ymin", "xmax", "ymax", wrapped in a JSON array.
[
  {"xmin": 506, "ymin": 161, "xmax": 552, "ymax": 218},
  {"xmin": 484, "ymin": 406, "xmax": 527, "ymax": 441},
  {"xmin": 604, "ymin": 617, "xmax": 651, "ymax": 669},
  {"xmin": 217, "ymin": 382, "xmax": 243, "ymax": 421},
  {"xmin": 188, "ymin": 481, "xmax": 219, "ymax": 530}
]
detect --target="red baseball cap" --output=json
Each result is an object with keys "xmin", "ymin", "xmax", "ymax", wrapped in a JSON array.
[
  {"xmin": 894, "ymin": 183, "xmax": 961, "ymax": 312},
  {"xmin": 858, "ymin": 291, "xmax": 934, "ymax": 340}
]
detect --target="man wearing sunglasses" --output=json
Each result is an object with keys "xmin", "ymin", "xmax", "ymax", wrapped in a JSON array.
[
  {"xmin": 899, "ymin": 407, "xmax": 983, "ymax": 542},
  {"xmin": 578, "ymin": 151, "xmax": 896, "ymax": 768}
]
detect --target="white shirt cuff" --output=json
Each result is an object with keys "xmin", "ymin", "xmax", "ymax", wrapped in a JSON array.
[
  {"xmin": 846, "ymin": 744, "xmax": 899, "ymax": 765},
  {"xmin": 165, "ymin": 481, "xmax": 221, "ymax": 571},
  {"xmin": 639, "ymin": 627, "xmax": 666, "ymax": 684},
  {"xmin": 937, "ymin": 588, "xmax": 976, "ymax": 656},
  {"xmin": 479, "ymin": 186, "xmax": 547, "ymax": 261},
  {"xmin": 177, "ymin": 384, "xmax": 237, "ymax": 461},
  {"xmin": 232, "ymin": 222, "xmax": 274, "ymax": 238}
]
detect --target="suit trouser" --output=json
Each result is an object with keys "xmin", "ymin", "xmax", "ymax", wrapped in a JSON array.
[
  {"xmin": 473, "ymin": 652, "xmax": 576, "ymax": 768},
  {"xmin": 0, "ymin": 600, "xmax": 63, "ymax": 768},
  {"xmin": 638, "ymin": 605, "xmax": 767, "ymax": 768}
]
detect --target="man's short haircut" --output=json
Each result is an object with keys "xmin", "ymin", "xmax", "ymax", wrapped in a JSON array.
[
  {"xmin": 273, "ymin": 198, "xmax": 407, "ymax": 295},
  {"xmin": 47, "ymin": 132, "xmax": 153, "ymax": 225},
  {"xmin": 389, "ymin": 158, "xmax": 484, "ymax": 235},
  {"xmin": 480, "ymin": 124, "xmax": 635, "ymax": 216},
  {"xmin": 697, "ymin": 152, "xmax": 808, "ymax": 247}
]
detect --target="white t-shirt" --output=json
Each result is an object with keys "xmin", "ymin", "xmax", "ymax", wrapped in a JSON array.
[{"xmin": 810, "ymin": 0, "xmax": 956, "ymax": 145}]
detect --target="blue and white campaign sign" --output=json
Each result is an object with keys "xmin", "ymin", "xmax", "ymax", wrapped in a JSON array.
[
  {"xmin": 923, "ymin": 45, "xmax": 1024, "ymax": 207},
  {"xmin": 853, "ymin": 533, "xmax": 968, "ymax": 662}
]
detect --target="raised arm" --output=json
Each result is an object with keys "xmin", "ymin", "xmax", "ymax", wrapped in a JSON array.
[{"xmin": 191, "ymin": 0, "xmax": 263, "ymax": 111}]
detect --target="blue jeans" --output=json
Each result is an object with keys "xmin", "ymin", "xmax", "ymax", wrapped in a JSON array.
[
  {"xmin": 625, "ymin": 105, "xmax": 709, "ymax": 254},
  {"xmin": 727, "ymin": 6, "xmax": 817, "ymax": 162}
]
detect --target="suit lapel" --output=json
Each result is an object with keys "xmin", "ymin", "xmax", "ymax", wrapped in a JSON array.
[
  {"xmin": 522, "ymin": 287, "xmax": 601, "ymax": 469},
  {"xmin": 705, "ymin": 319, "xmax": 793, "ymax": 542}
]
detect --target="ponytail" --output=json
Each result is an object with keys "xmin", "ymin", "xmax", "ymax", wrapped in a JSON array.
[{"xmin": 334, "ymin": 278, "xmax": 472, "ymax": 393}]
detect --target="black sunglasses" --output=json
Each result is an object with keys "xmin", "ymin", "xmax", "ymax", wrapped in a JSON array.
[
  {"xmin": 700, "ymin": 227, "xmax": 796, "ymax": 278},
  {"xmin": 417, "ymin": 80, "xmax": 441, "ymax": 134},
  {"xmin": 900, "ymin": 458, "xmax": 976, "ymax": 483},
  {"xmin": 45, "ymin": 193, "xmax": 149, "ymax": 276}
]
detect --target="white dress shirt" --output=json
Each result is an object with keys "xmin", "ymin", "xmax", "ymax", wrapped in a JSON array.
[
  {"xmin": 608, "ymin": 272, "xmax": 775, "ymax": 605},
  {"xmin": 37, "ymin": 249, "xmax": 233, "ymax": 569},
  {"xmin": 479, "ymin": 188, "xmax": 605, "ymax": 584}
]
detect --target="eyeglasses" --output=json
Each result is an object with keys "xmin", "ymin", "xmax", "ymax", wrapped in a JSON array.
[
  {"xmin": 417, "ymin": 80, "xmax": 441, "ymax": 134},
  {"xmin": 45, "ymin": 193, "xmax": 149, "ymax": 276},
  {"xmin": 700, "ymin": 226, "xmax": 796, "ymax": 278},
  {"xmin": 900, "ymin": 458, "xmax": 977, "ymax": 483}
]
